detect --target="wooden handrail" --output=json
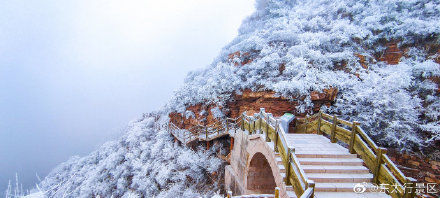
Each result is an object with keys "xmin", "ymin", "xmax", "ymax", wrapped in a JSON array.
[
  {"xmin": 169, "ymin": 109, "xmax": 412, "ymax": 198},
  {"xmin": 300, "ymin": 180, "xmax": 315, "ymax": 198},
  {"xmin": 168, "ymin": 115, "xmax": 243, "ymax": 144},
  {"xmin": 300, "ymin": 111, "xmax": 414, "ymax": 198}
]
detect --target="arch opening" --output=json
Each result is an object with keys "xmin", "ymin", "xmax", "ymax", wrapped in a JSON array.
[{"xmin": 246, "ymin": 152, "xmax": 276, "ymax": 194}]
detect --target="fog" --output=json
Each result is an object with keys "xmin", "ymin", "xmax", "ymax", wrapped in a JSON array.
[{"xmin": 0, "ymin": 0, "xmax": 254, "ymax": 192}]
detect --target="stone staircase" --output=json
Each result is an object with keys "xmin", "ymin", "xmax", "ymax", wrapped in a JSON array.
[
  {"xmin": 171, "ymin": 110, "xmax": 413, "ymax": 198},
  {"xmin": 279, "ymin": 134, "xmax": 390, "ymax": 198},
  {"xmin": 273, "ymin": 155, "xmax": 300, "ymax": 198}
]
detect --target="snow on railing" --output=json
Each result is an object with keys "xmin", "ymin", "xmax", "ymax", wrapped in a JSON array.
[
  {"xmin": 290, "ymin": 111, "xmax": 417, "ymax": 198},
  {"xmin": 168, "ymin": 115, "xmax": 242, "ymax": 144}
]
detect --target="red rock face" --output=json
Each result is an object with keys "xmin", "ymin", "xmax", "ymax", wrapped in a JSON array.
[
  {"xmin": 429, "ymin": 76, "xmax": 440, "ymax": 93},
  {"xmin": 388, "ymin": 150, "xmax": 440, "ymax": 193},
  {"xmin": 354, "ymin": 53, "xmax": 368, "ymax": 69},
  {"xmin": 227, "ymin": 51, "xmax": 256, "ymax": 66},
  {"xmin": 278, "ymin": 63, "xmax": 286, "ymax": 75},
  {"xmin": 169, "ymin": 88, "xmax": 339, "ymax": 129},
  {"xmin": 226, "ymin": 90, "xmax": 298, "ymax": 118},
  {"xmin": 169, "ymin": 104, "xmax": 223, "ymax": 129},
  {"xmin": 379, "ymin": 42, "xmax": 403, "ymax": 65}
]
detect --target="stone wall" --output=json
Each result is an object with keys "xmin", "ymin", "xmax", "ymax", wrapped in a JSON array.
[{"xmin": 225, "ymin": 132, "xmax": 290, "ymax": 198}]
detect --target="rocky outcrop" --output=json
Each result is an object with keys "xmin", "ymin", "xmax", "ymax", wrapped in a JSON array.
[
  {"xmin": 310, "ymin": 87, "xmax": 338, "ymax": 110},
  {"xmin": 379, "ymin": 42, "xmax": 403, "ymax": 65},
  {"xmin": 228, "ymin": 88, "xmax": 337, "ymax": 118},
  {"xmin": 169, "ymin": 104, "xmax": 223, "ymax": 129},
  {"xmin": 226, "ymin": 90, "xmax": 297, "ymax": 118},
  {"xmin": 388, "ymin": 150, "xmax": 440, "ymax": 196},
  {"xmin": 354, "ymin": 53, "xmax": 368, "ymax": 69},
  {"xmin": 169, "ymin": 88, "xmax": 338, "ymax": 129},
  {"xmin": 228, "ymin": 51, "xmax": 259, "ymax": 66}
]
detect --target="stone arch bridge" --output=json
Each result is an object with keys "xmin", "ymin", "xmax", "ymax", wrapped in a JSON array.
[{"xmin": 168, "ymin": 108, "xmax": 416, "ymax": 198}]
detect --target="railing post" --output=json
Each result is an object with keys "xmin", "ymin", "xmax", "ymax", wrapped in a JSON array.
[
  {"xmin": 241, "ymin": 118, "xmax": 245, "ymax": 131},
  {"xmin": 274, "ymin": 187, "xmax": 280, "ymax": 198},
  {"xmin": 234, "ymin": 119, "xmax": 237, "ymax": 134},
  {"xmin": 259, "ymin": 115, "xmax": 263, "ymax": 134},
  {"xmin": 330, "ymin": 115, "xmax": 337, "ymax": 143},
  {"xmin": 373, "ymin": 147, "xmax": 387, "ymax": 183},
  {"xmin": 317, "ymin": 111, "xmax": 322, "ymax": 135},
  {"xmin": 404, "ymin": 177, "xmax": 417, "ymax": 198},
  {"xmin": 305, "ymin": 116, "xmax": 309, "ymax": 133},
  {"xmin": 274, "ymin": 120, "xmax": 279, "ymax": 153},
  {"xmin": 253, "ymin": 120, "xmax": 256, "ymax": 134},
  {"xmin": 241, "ymin": 112, "xmax": 246, "ymax": 131},
  {"xmin": 265, "ymin": 114, "xmax": 270, "ymax": 142},
  {"xmin": 307, "ymin": 180, "xmax": 315, "ymax": 198},
  {"xmin": 349, "ymin": 121, "xmax": 360, "ymax": 154},
  {"xmin": 285, "ymin": 147, "xmax": 294, "ymax": 185}
]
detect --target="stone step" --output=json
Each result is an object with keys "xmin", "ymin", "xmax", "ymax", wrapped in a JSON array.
[
  {"xmin": 302, "ymin": 165, "xmax": 369, "ymax": 174},
  {"xmin": 280, "ymin": 172, "xmax": 286, "ymax": 179},
  {"xmin": 295, "ymin": 151, "xmax": 357, "ymax": 158},
  {"xmin": 315, "ymin": 182, "xmax": 360, "ymax": 192},
  {"xmin": 299, "ymin": 158, "xmax": 364, "ymax": 166},
  {"xmin": 307, "ymin": 173, "xmax": 373, "ymax": 183},
  {"xmin": 286, "ymin": 190, "xmax": 297, "ymax": 198},
  {"xmin": 278, "ymin": 164, "xmax": 286, "ymax": 173},
  {"xmin": 275, "ymin": 157, "xmax": 284, "ymax": 165},
  {"xmin": 314, "ymin": 192, "xmax": 391, "ymax": 198}
]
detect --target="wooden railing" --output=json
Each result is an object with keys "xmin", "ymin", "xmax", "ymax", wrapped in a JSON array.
[
  {"xmin": 240, "ymin": 109, "xmax": 315, "ymax": 198},
  {"xmin": 168, "ymin": 116, "xmax": 242, "ymax": 144},
  {"xmin": 169, "ymin": 109, "xmax": 414, "ymax": 198},
  {"xmin": 295, "ymin": 111, "xmax": 416, "ymax": 198},
  {"xmin": 168, "ymin": 109, "xmax": 314, "ymax": 198}
]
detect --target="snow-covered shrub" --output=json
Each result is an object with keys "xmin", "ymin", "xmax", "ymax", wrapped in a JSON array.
[
  {"xmin": 39, "ymin": 114, "xmax": 223, "ymax": 198},
  {"xmin": 211, "ymin": 107, "xmax": 225, "ymax": 119}
]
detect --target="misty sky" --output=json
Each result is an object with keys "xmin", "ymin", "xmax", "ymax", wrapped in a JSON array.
[{"xmin": 0, "ymin": 0, "xmax": 254, "ymax": 192}]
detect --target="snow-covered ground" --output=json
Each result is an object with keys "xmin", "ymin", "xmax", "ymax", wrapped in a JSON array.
[{"xmin": 22, "ymin": 192, "xmax": 44, "ymax": 198}]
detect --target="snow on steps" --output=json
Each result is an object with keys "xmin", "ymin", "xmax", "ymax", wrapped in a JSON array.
[{"xmin": 285, "ymin": 134, "xmax": 390, "ymax": 197}]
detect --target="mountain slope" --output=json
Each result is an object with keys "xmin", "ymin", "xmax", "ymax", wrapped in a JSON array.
[
  {"xmin": 39, "ymin": 115, "xmax": 223, "ymax": 197},
  {"xmin": 167, "ymin": 0, "xmax": 440, "ymax": 153}
]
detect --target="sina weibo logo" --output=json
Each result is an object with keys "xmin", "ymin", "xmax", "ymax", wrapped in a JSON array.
[{"xmin": 353, "ymin": 183, "xmax": 367, "ymax": 193}]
